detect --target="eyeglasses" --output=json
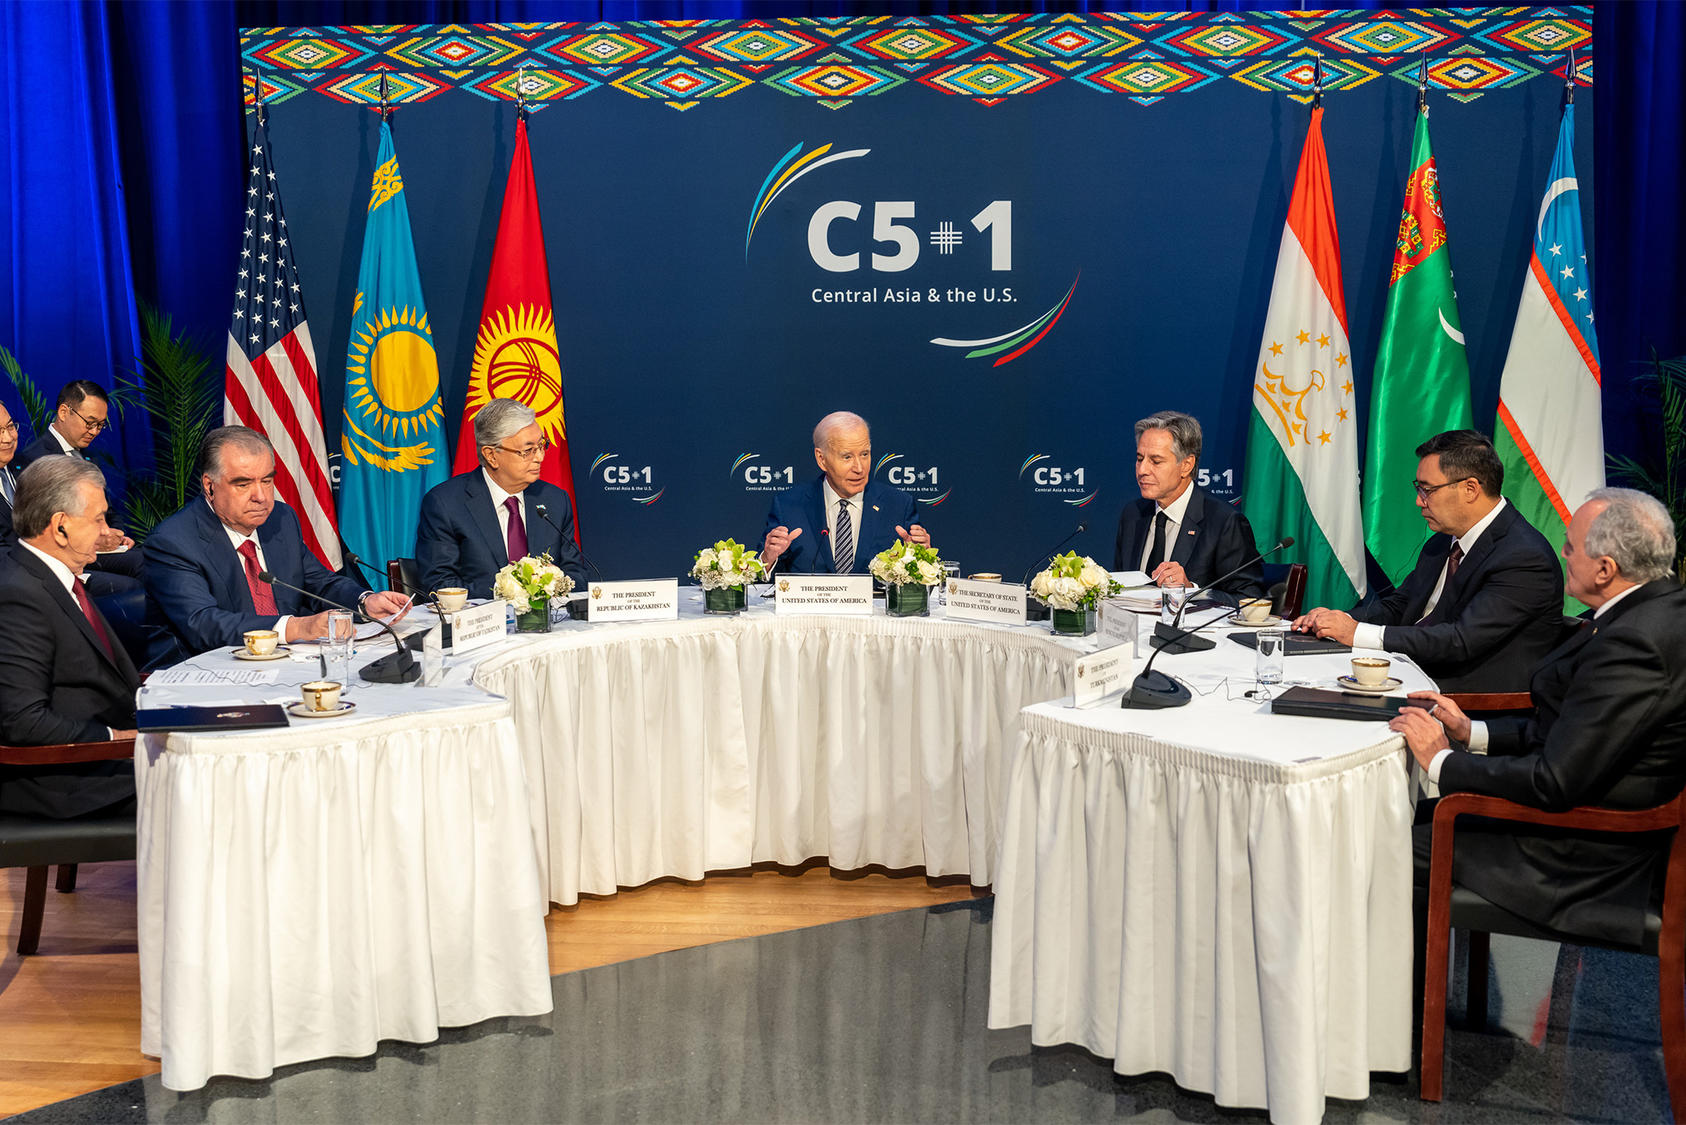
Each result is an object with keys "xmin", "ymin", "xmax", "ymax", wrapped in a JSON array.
[
  {"xmin": 69, "ymin": 408, "xmax": 108, "ymax": 433},
  {"xmin": 493, "ymin": 438, "xmax": 550, "ymax": 462},
  {"xmin": 0, "ymin": 421, "xmax": 15, "ymax": 435},
  {"xmin": 1411, "ymin": 477, "xmax": 1472, "ymax": 499}
]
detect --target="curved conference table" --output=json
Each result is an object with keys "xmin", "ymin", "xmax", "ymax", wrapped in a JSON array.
[{"xmin": 135, "ymin": 588, "xmax": 1426, "ymax": 1123}]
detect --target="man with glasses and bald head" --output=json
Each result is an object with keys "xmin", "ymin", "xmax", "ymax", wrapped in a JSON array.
[
  {"xmin": 1293, "ymin": 428, "xmax": 1564, "ymax": 692},
  {"xmin": 417, "ymin": 397, "xmax": 587, "ymax": 599}
]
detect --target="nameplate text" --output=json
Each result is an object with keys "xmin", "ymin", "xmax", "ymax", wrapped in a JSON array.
[
  {"xmin": 587, "ymin": 579, "xmax": 680, "ymax": 623},
  {"xmin": 945, "ymin": 579, "xmax": 1028, "ymax": 626},
  {"xmin": 774, "ymin": 574, "xmax": 874, "ymax": 615}
]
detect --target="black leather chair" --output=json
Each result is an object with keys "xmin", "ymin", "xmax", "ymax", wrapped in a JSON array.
[
  {"xmin": 0, "ymin": 738, "xmax": 137, "ymax": 954},
  {"xmin": 387, "ymin": 557, "xmax": 421, "ymax": 598}
]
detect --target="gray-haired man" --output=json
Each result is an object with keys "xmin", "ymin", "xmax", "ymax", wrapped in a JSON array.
[{"xmin": 416, "ymin": 397, "xmax": 587, "ymax": 598}]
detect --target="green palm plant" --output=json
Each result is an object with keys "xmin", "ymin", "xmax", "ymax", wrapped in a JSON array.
[
  {"xmin": 109, "ymin": 304, "xmax": 222, "ymax": 541},
  {"xmin": 1607, "ymin": 349, "xmax": 1686, "ymax": 581},
  {"xmin": 0, "ymin": 342, "xmax": 55, "ymax": 437}
]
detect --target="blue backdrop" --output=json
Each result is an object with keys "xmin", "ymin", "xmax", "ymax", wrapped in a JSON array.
[{"xmin": 1, "ymin": 1, "xmax": 1680, "ymax": 585}]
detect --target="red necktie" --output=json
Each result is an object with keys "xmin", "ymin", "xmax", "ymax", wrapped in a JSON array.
[
  {"xmin": 71, "ymin": 577, "xmax": 115, "ymax": 661},
  {"xmin": 505, "ymin": 496, "xmax": 528, "ymax": 562},
  {"xmin": 238, "ymin": 540, "xmax": 279, "ymax": 615},
  {"xmin": 1445, "ymin": 542, "xmax": 1464, "ymax": 581}
]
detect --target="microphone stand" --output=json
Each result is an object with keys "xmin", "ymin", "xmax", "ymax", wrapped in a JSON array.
[
  {"xmin": 1121, "ymin": 602, "xmax": 1244, "ymax": 709},
  {"xmin": 1149, "ymin": 536, "xmax": 1294, "ymax": 655},
  {"xmin": 532, "ymin": 502, "xmax": 595, "ymax": 620},
  {"xmin": 258, "ymin": 570, "xmax": 420, "ymax": 684},
  {"xmin": 1023, "ymin": 522, "xmax": 1088, "ymax": 622}
]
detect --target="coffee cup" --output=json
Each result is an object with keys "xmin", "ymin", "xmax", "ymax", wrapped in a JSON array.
[
  {"xmin": 1238, "ymin": 596, "xmax": 1273, "ymax": 623},
  {"xmin": 1351, "ymin": 657, "xmax": 1392, "ymax": 687},
  {"xmin": 301, "ymin": 680, "xmax": 343, "ymax": 712},
  {"xmin": 436, "ymin": 587, "xmax": 469, "ymax": 614},
  {"xmin": 243, "ymin": 629, "xmax": 279, "ymax": 656},
  {"xmin": 969, "ymin": 572, "xmax": 1001, "ymax": 582}
]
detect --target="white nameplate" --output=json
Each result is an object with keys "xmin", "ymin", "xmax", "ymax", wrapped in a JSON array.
[
  {"xmin": 450, "ymin": 600, "xmax": 509, "ymax": 653},
  {"xmin": 421, "ymin": 623, "xmax": 444, "ymax": 686},
  {"xmin": 1096, "ymin": 598, "xmax": 1140, "ymax": 654},
  {"xmin": 945, "ymin": 578, "xmax": 1028, "ymax": 626},
  {"xmin": 1073, "ymin": 645, "xmax": 1134, "ymax": 709},
  {"xmin": 774, "ymin": 574, "xmax": 874, "ymax": 615},
  {"xmin": 587, "ymin": 579, "xmax": 680, "ymax": 622}
]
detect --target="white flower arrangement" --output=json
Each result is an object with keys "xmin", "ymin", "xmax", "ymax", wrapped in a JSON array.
[
  {"xmin": 1029, "ymin": 551, "xmax": 1122, "ymax": 612},
  {"xmin": 690, "ymin": 538, "xmax": 766, "ymax": 590},
  {"xmin": 492, "ymin": 553, "xmax": 573, "ymax": 614},
  {"xmin": 868, "ymin": 539, "xmax": 945, "ymax": 587}
]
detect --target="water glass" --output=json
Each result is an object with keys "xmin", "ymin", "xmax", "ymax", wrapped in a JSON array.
[
  {"xmin": 325, "ymin": 609, "xmax": 355, "ymax": 686},
  {"xmin": 1255, "ymin": 627, "xmax": 1287, "ymax": 686},
  {"xmin": 1160, "ymin": 585, "xmax": 1189, "ymax": 625}
]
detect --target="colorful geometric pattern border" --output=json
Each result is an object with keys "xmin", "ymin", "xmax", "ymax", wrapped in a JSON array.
[{"xmin": 240, "ymin": 8, "xmax": 1592, "ymax": 113}]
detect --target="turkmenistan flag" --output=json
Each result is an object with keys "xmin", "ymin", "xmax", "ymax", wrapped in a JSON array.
[
  {"xmin": 1363, "ymin": 104, "xmax": 1473, "ymax": 586},
  {"xmin": 1242, "ymin": 106, "xmax": 1366, "ymax": 612},
  {"xmin": 1494, "ymin": 103, "xmax": 1602, "ymax": 574},
  {"xmin": 339, "ymin": 119, "xmax": 448, "ymax": 570}
]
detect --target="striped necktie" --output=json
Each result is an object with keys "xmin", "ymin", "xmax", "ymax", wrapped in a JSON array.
[
  {"xmin": 0, "ymin": 466, "xmax": 13, "ymax": 506},
  {"xmin": 834, "ymin": 499, "xmax": 855, "ymax": 574}
]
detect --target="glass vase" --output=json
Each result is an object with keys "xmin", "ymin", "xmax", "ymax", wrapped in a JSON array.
[
  {"xmin": 515, "ymin": 597, "xmax": 550, "ymax": 633},
  {"xmin": 704, "ymin": 585, "xmax": 747, "ymax": 615},
  {"xmin": 1051, "ymin": 607, "xmax": 1095, "ymax": 636},
  {"xmin": 885, "ymin": 583, "xmax": 929, "ymax": 617}
]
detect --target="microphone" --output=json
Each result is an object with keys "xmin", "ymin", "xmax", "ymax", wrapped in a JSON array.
[
  {"xmin": 1022, "ymin": 522, "xmax": 1088, "ymax": 621},
  {"xmin": 257, "ymin": 570, "xmax": 420, "ymax": 684},
  {"xmin": 1150, "ymin": 536, "xmax": 1294, "ymax": 655},
  {"xmin": 1124, "ymin": 536, "xmax": 1295, "ymax": 710},
  {"xmin": 533, "ymin": 502, "xmax": 602, "ymax": 580}
]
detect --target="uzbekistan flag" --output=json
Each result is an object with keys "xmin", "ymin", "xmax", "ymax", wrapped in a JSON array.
[
  {"xmin": 223, "ymin": 112, "xmax": 341, "ymax": 569},
  {"xmin": 454, "ymin": 115, "xmax": 581, "ymax": 536},
  {"xmin": 338, "ymin": 118, "xmax": 448, "ymax": 570},
  {"xmin": 1242, "ymin": 106, "xmax": 1366, "ymax": 611},
  {"xmin": 1494, "ymin": 103, "xmax": 1602, "ymax": 564}
]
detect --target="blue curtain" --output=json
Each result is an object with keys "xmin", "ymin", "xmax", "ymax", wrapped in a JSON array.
[{"xmin": 0, "ymin": 0, "xmax": 1677, "ymax": 493}]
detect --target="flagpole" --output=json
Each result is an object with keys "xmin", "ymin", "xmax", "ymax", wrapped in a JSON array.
[
  {"xmin": 1311, "ymin": 52, "xmax": 1322, "ymax": 110},
  {"xmin": 1564, "ymin": 47, "xmax": 1576, "ymax": 106},
  {"xmin": 1416, "ymin": 55, "xmax": 1429, "ymax": 116}
]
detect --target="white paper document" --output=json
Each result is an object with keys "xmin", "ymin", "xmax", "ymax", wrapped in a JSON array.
[{"xmin": 148, "ymin": 668, "xmax": 282, "ymax": 687}]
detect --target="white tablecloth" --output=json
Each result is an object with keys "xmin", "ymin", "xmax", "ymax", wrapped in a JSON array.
[
  {"xmin": 987, "ymin": 631, "xmax": 1431, "ymax": 1125},
  {"xmin": 472, "ymin": 599, "xmax": 1081, "ymax": 903},
  {"xmin": 135, "ymin": 651, "xmax": 553, "ymax": 1091}
]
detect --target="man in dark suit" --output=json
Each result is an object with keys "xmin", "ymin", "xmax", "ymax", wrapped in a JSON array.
[
  {"xmin": 1294, "ymin": 430, "xmax": 1563, "ymax": 692},
  {"xmin": 1112, "ymin": 410, "xmax": 1265, "ymax": 600},
  {"xmin": 0, "ymin": 457, "xmax": 139, "ymax": 818},
  {"xmin": 416, "ymin": 397, "xmax": 587, "ymax": 598},
  {"xmin": 1393, "ymin": 488, "xmax": 1686, "ymax": 948},
  {"xmin": 145, "ymin": 426, "xmax": 410, "ymax": 655},
  {"xmin": 0, "ymin": 400, "xmax": 19, "ymax": 547},
  {"xmin": 758, "ymin": 411, "xmax": 928, "ymax": 575},
  {"xmin": 12, "ymin": 380, "xmax": 143, "ymax": 596}
]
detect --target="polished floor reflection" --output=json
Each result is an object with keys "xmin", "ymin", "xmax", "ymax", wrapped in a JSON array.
[{"xmin": 11, "ymin": 900, "xmax": 1672, "ymax": 1123}]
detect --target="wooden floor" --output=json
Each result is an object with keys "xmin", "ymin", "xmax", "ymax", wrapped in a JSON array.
[{"xmin": 0, "ymin": 860, "xmax": 985, "ymax": 1118}]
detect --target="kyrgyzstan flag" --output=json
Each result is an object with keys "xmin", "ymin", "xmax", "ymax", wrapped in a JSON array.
[{"xmin": 455, "ymin": 114, "xmax": 580, "ymax": 537}]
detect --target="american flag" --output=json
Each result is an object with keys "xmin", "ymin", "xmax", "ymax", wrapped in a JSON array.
[{"xmin": 224, "ymin": 111, "xmax": 341, "ymax": 569}]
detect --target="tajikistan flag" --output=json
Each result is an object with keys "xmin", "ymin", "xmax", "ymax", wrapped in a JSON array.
[
  {"xmin": 1242, "ymin": 106, "xmax": 1366, "ymax": 611},
  {"xmin": 1494, "ymin": 103, "xmax": 1601, "ymax": 565}
]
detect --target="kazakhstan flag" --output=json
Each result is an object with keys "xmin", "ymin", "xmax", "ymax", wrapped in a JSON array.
[{"xmin": 339, "ymin": 120, "xmax": 447, "ymax": 571}]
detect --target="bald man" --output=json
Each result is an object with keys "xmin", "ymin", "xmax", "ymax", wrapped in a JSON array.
[{"xmin": 759, "ymin": 411, "xmax": 928, "ymax": 575}]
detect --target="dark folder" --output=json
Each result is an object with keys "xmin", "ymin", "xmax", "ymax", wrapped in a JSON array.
[
  {"xmin": 136, "ymin": 705, "xmax": 291, "ymax": 733},
  {"xmin": 1269, "ymin": 686, "xmax": 1429, "ymax": 722},
  {"xmin": 1228, "ymin": 631, "xmax": 1351, "ymax": 655}
]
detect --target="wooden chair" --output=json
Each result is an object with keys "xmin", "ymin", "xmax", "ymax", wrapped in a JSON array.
[
  {"xmin": 0, "ymin": 737, "xmax": 137, "ymax": 954},
  {"xmin": 386, "ymin": 557, "xmax": 421, "ymax": 597},
  {"xmin": 1419, "ymin": 784, "xmax": 1686, "ymax": 1121}
]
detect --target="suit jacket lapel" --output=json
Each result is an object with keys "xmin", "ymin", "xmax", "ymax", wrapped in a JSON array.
[
  {"xmin": 1171, "ymin": 488, "xmax": 1204, "ymax": 567},
  {"xmin": 805, "ymin": 477, "xmax": 834, "ymax": 573},
  {"xmin": 1127, "ymin": 499, "xmax": 1152, "ymax": 568},
  {"xmin": 1402, "ymin": 537, "xmax": 1454, "ymax": 622},
  {"xmin": 196, "ymin": 501, "xmax": 255, "ymax": 614},
  {"xmin": 466, "ymin": 472, "xmax": 510, "ymax": 567},
  {"xmin": 16, "ymin": 550, "xmax": 131, "ymax": 679},
  {"xmin": 1437, "ymin": 505, "xmax": 1511, "ymax": 612}
]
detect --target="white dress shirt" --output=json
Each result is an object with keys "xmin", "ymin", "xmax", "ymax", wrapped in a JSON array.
[
  {"xmin": 822, "ymin": 478, "xmax": 864, "ymax": 568},
  {"xmin": 1353, "ymin": 498, "xmax": 1510, "ymax": 652},
  {"xmin": 1139, "ymin": 481, "xmax": 1195, "ymax": 574},
  {"xmin": 47, "ymin": 424, "xmax": 81, "ymax": 458},
  {"xmin": 484, "ymin": 469, "xmax": 526, "ymax": 551}
]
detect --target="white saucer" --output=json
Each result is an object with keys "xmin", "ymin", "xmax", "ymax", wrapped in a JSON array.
[
  {"xmin": 232, "ymin": 648, "xmax": 290, "ymax": 661},
  {"xmin": 1336, "ymin": 675, "xmax": 1404, "ymax": 696},
  {"xmin": 288, "ymin": 700, "xmax": 357, "ymax": 719},
  {"xmin": 1227, "ymin": 613, "xmax": 1283, "ymax": 628}
]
